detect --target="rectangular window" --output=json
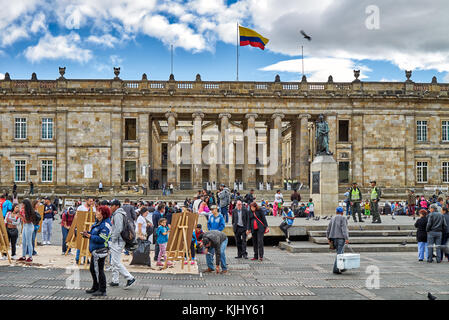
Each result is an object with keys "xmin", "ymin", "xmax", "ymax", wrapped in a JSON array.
[
  {"xmin": 443, "ymin": 162, "xmax": 449, "ymax": 183},
  {"xmin": 161, "ymin": 143, "xmax": 168, "ymax": 166},
  {"xmin": 15, "ymin": 160, "xmax": 26, "ymax": 182},
  {"xmin": 14, "ymin": 118, "xmax": 27, "ymax": 139},
  {"xmin": 124, "ymin": 161, "xmax": 137, "ymax": 183},
  {"xmin": 338, "ymin": 161, "xmax": 350, "ymax": 183},
  {"xmin": 125, "ymin": 118, "xmax": 137, "ymax": 141},
  {"xmin": 443, "ymin": 121, "xmax": 449, "ymax": 142},
  {"xmin": 416, "ymin": 161, "xmax": 428, "ymax": 183},
  {"xmin": 41, "ymin": 160, "xmax": 53, "ymax": 182},
  {"xmin": 41, "ymin": 118, "xmax": 53, "ymax": 140},
  {"xmin": 417, "ymin": 120, "xmax": 427, "ymax": 142},
  {"xmin": 338, "ymin": 120, "xmax": 349, "ymax": 142}
]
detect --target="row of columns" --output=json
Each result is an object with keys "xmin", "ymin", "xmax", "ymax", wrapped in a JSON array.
[{"xmin": 165, "ymin": 112, "xmax": 312, "ymax": 189}]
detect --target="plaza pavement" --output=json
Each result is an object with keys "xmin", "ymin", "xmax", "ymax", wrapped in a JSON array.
[{"xmin": 0, "ymin": 215, "xmax": 447, "ymax": 300}]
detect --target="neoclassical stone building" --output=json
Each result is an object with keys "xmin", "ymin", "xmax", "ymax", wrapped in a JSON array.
[{"xmin": 0, "ymin": 69, "xmax": 448, "ymax": 192}]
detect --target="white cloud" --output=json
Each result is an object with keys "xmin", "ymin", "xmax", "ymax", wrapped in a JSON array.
[
  {"xmin": 1, "ymin": 0, "xmax": 449, "ymax": 78},
  {"xmin": 24, "ymin": 32, "xmax": 92, "ymax": 63},
  {"xmin": 109, "ymin": 55, "xmax": 123, "ymax": 65},
  {"xmin": 30, "ymin": 12, "xmax": 47, "ymax": 33},
  {"xmin": 0, "ymin": 73, "xmax": 4, "ymax": 80},
  {"xmin": 141, "ymin": 14, "xmax": 206, "ymax": 52},
  {"xmin": 261, "ymin": 57, "xmax": 372, "ymax": 82},
  {"xmin": 86, "ymin": 34, "xmax": 120, "ymax": 48}
]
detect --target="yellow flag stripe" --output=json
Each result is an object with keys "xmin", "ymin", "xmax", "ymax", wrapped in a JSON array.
[{"xmin": 239, "ymin": 26, "xmax": 269, "ymax": 45}]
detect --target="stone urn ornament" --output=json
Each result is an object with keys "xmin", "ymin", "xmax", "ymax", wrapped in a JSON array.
[
  {"xmin": 58, "ymin": 67, "xmax": 66, "ymax": 80},
  {"xmin": 114, "ymin": 67, "xmax": 121, "ymax": 80}
]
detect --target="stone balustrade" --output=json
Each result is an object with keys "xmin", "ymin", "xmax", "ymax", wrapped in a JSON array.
[{"xmin": 1, "ymin": 77, "xmax": 448, "ymax": 98}]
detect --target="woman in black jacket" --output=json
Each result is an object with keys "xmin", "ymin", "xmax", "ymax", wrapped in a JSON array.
[
  {"xmin": 247, "ymin": 202, "xmax": 268, "ymax": 261},
  {"xmin": 414, "ymin": 209, "xmax": 428, "ymax": 261}
]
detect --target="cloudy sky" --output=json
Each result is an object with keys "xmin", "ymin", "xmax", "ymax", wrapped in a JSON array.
[{"xmin": 0, "ymin": 0, "xmax": 448, "ymax": 82}]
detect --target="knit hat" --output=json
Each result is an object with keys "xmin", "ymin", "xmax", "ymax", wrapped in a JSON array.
[{"xmin": 336, "ymin": 206, "xmax": 344, "ymax": 213}]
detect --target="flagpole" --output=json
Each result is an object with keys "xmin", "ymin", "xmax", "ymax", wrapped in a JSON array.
[
  {"xmin": 171, "ymin": 44, "xmax": 174, "ymax": 75},
  {"xmin": 236, "ymin": 22, "xmax": 239, "ymax": 81},
  {"xmin": 301, "ymin": 45, "xmax": 304, "ymax": 77}
]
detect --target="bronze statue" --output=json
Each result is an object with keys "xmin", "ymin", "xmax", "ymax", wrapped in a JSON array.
[{"xmin": 315, "ymin": 114, "xmax": 332, "ymax": 156}]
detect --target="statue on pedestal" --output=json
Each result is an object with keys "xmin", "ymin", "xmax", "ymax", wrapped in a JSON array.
[{"xmin": 315, "ymin": 114, "xmax": 333, "ymax": 156}]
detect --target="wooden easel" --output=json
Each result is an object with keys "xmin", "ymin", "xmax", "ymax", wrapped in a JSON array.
[
  {"xmin": 65, "ymin": 209, "xmax": 95, "ymax": 267},
  {"xmin": 164, "ymin": 209, "xmax": 197, "ymax": 270},
  {"xmin": 65, "ymin": 214, "xmax": 78, "ymax": 254},
  {"xmin": 0, "ymin": 213, "xmax": 11, "ymax": 263}
]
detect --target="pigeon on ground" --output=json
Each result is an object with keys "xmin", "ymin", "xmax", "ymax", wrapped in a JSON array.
[
  {"xmin": 322, "ymin": 216, "xmax": 328, "ymax": 220},
  {"xmin": 300, "ymin": 30, "xmax": 312, "ymax": 41},
  {"xmin": 428, "ymin": 292, "xmax": 437, "ymax": 300},
  {"xmin": 392, "ymin": 215, "xmax": 396, "ymax": 220},
  {"xmin": 400, "ymin": 241, "xmax": 407, "ymax": 246}
]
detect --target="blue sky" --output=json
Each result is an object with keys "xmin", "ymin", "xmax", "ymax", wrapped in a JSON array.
[{"xmin": 1, "ymin": 0, "xmax": 449, "ymax": 83}]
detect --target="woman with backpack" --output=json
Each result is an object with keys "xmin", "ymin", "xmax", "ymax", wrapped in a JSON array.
[{"xmin": 18, "ymin": 199, "xmax": 37, "ymax": 262}]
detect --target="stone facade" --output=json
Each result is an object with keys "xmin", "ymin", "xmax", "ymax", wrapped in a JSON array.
[{"xmin": 1, "ymin": 71, "xmax": 449, "ymax": 192}]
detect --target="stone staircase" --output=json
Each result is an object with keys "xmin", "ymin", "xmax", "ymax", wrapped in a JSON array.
[{"xmin": 279, "ymin": 223, "xmax": 418, "ymax": 253}]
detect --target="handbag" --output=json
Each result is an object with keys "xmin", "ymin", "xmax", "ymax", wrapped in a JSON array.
[{"xmin": 252, "ymin": 211, "xmax": 269, "ymax": 234}]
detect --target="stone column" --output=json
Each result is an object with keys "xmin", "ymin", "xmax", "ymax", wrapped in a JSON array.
[
  {"xmin": 192, "ymin": 112, "xmax": 204, "ymax": 188},
  {"xmin": 138, "ymin": 113, "xmax": 149, "ymax": 186},
  {"xmin": 165, "ymin": 111, "xmax": 178, "ymax": 188},
  {"xmin": 244, "ymin": 113, "xmax": 258, "ymax": 189},
  {"xmin": 218, "ymin": 113, "xmax": 231, "ymax": 186},
  {"xmin": 299, "ymin": 114, "xmax": 311, "ymax": 186},
  {"xmin": 272, "ymin": 113, "xmax": 284, "ymax": 188},
  {"xmin": 111, "ymin": 112, "xmax": 122, "ymax": 188},
  {"xmin": 405, "ymin": 114, "xmax": 415, "ymax": 187},
  {"xmin": 290, "ymin": 118, "xmax": 301, "ymax": 180},
  {"xmin": 56, "ymin": 110, "xmax": 68, "ymax": 186},
  {"xmin": 352, "ymin": 113, "xmax": 364, "ymax": 185},
  {"xmin": 326, "ymin": 112, "xmax": 337, "ymax": 157},
  {"xmin": 148, "ymin": 116, "xmax": 153, "ymax": 188}
]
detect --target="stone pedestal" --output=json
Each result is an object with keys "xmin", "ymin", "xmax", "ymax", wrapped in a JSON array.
[{"xmin": 310, "ymin": 155, "xmax": 338, "ymax": 216}]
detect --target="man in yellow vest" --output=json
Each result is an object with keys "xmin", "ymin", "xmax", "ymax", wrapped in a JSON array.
[
  {"xmin": 370, "ymin": 180, "xmax": 382, "ymax": 223},
  {"xmin": 349, "ymin": 182, "xmax": 363, "ymax": 222}
]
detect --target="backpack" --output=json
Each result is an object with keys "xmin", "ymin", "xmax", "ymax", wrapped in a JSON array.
[
  {"xmin": 33, "ymin": 210, "xmax": 41, "ymax": 225},
  {"xmin": 120, "ymin": 213, "xmax": 137, "ymax": 251}
]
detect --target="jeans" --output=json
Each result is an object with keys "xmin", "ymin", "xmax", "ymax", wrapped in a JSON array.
[
  {"xmin": 6, "ymin": 228, "xmax": 18, "ymax": 256},
  {"xmin": 220, "ymin": 206, "xmax": 229, "ymax": 223},
  {"xmin": 42, "ymin": 218, "xmax": 53, "ymax": 242},
  {"xmin": 110, "ymin": 241, "xmax": 133, "ymax": 283},
  {"xmin": 442, "ymin": 233, "xmax": 449, "ymax": 259},
  {"xmin": 153, "ymin": 231, "xmax": 159, "ymax": 261},
  {"xmin": 427, "ymin": 231, "xmax": 442, "ymax": 262},
  {"xmin": 280, "ymin": 221, "xmax": 292, "ymax": 240},
  {"xmin": 418, "ymin": 242, "xmax": 428, "ymax": 260},
  {"xmin": 206, "ymin": 238, "xmax": 228, "ymax": 271},
  {"xmin": 332, "ymin": 238, "xmax": 346, "ymax": 273},
  {"xmin": 345, "ymin": 201, "xmax": 351, "ymax": 216},
  {"xmin": 22, "ymin": 223, "xmax": 34, "ymax": 257},
  {"xmin": 61, "ymin": 226, "xmax": 70, "ymax": 253},
  {"xmin": 32, "ymin": 227, "xmax": 38, "ymax": 254}
]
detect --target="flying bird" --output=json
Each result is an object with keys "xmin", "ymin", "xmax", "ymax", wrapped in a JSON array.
[{"xmin": 300, "ymin": 30, "xmax": 312, "ymax": 41}]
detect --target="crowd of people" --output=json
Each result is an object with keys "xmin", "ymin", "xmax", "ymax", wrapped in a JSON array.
[{"xmin": 2, "ymin": 182, "xmax": 449, "ymax": 288}]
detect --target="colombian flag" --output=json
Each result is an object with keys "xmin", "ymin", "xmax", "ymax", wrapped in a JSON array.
[{"xmin": 239, "ymin": 26, "xmax": 269, "ymax": 50}]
